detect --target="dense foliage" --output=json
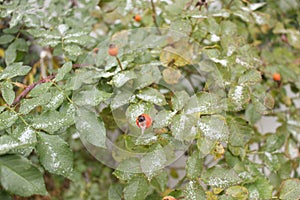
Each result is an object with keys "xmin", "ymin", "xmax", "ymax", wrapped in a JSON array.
[{"xmin": 0, "ymin": 0, "xmax": 300, "ymax": 199}]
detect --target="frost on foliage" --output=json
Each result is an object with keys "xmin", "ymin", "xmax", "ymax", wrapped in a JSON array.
[
  {"xmin": 37, "ymin": 132, "xmax": 73, "ymax": 177},
  {"xmin": 0, "ymin": 62, "xmax": 31, "ymax": 80},
  {"xmin": 140, "ymin": 145, "xmax": 167, "ymax": 181},
  {"xmin": 0, "ymin": 110, "xmax": 18, "ymax": 131},
  {"xmin": 135, "ymin": 134, "xmax": 157, "ymax": 145},
  {"xmin": 112, "ymin": 70, "xmax": 137, "ymax": 88},
  {"xmin": 183, "ymin": 180, "xmax": 205, "ymax": 200},
  {"xmin": 32, "ymin": 107, "xmax": 74, "ymax": 133},
  {"xmin": 44, "ymin": 91, "xmax": 64, "ymax": 110},
  {"xmin": 16, "ymin": 127, "xmax": 36, "ymax": 144},
  {"xmin": 185, "ymin": 92, "xmax": 225, "ymax": 115},
  {"xmin": 0, "ymin": 136, "xmax": 20, "ymax": 155},
  {"xmin": 0, "ymin": 127, "xmax": 36, "ymax": 155},
  {"xmin": 73, "ymin": 85, "xmax": 112, "ymax": 106},
  {"xmin": 171, "ymin": 114, "xmax": 197, "ymax": 142},
  {"xmin": 136, "ymin": 87, "xmax": 167, "ymax": 106},
  {"xmin": 202, "ymin": 167, "xmax": 241, "ymax": 189},
  {"xmin": 211, "ymin": 57, "xmax": 228, "ymax": 67},
  {"xmin": 228, "ymin": 85, "xmax": 250, "ymax": 111},
  {"xmin": 111, "ymin": 91, "xmax": 134, "ymax": 110},
  {"xmin": 153, "ymin": 110, "xmax": 176, "ymax": 129},
  {"xmin": 198, "ymin": 115, "xmax": 229, "ymax": 142}
]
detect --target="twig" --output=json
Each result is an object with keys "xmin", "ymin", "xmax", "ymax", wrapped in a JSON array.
[
  {"xmin": 116, "ymin": 57, "xmax": 123, "ymax": 71},
  {"xmin": 150, "ymin": 0, "xmax": 162, "ymax": 35},
  {"xmin": 226, "ymin": 0, "xmax": 234, "ymax": 9},
  {"xmin": 11, "ymin": 74, "xmax": 56, "ymax": 106}
]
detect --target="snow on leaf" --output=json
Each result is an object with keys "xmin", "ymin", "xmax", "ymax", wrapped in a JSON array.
[
  {"xmin": 198, "ymin": 115, "xmax": 229, "ymax": 142},
  {"xmin": 140, "ymin": 145, "xmax": 167, "ymax": 181},
  {"xmin": 136, "ymin": 87, "xmax": 167, "ymax": 106},
  {"xmin": 112, "ymin": 70, "xmax": 137, "ymax": 88},
  {"xmin": 36, "ymin": 132, "xmax": 73, "ymax": 177}
]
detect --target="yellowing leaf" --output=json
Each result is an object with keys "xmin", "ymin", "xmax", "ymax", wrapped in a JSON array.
[
  {"xmin": 160, "ymin": 46, "xmax": 191, "ymax": 67},
  {"xmin": 162, "ymin": 68, "xmax": 181, "ymax": 84}
]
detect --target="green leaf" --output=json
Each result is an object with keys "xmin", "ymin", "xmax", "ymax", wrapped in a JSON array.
[
  {"xmin": 73, "ymin": 85, "xmax": 112, "ymax": 106},
  {"xmin": 245, "ymin": 104, "xmax": 261, "ymax": 125},
  {"xmin": 64, "ymin": 32, "xmax": 91, "ymax": 46},
  {"xmin": 247, "ymin": 178, "xmax": 273, "ymax": 200},
  {"xmin": 113, "ymin": 158, "xmax": 141, "ymax": 181},
  {"xmin": 183, "ymin": 180, "xmax": 206, "ymax": 199},
  {"xmin": 44, "ymin": 90, "xmax": 65, "ymax": 110},
  {"xmin": 5, "ymin": 43, "xmax": 16, "ymax": 64},
  {"xmin": 28, "ymin": 82, "xmax": 52, "ymax": 97},
  {"xmin": 228, "ymin": 85, "xmax": 251, "ymax": 111},
  {"xmin": 0, "ymin": 34, "xmax": 15, "ymax": 44},
  {"xmin": 0, "ymin": 190, "xmax": 12, "ymax": 200},
  {"xmin": 1, "ymin": 81, "xmax": 15, "ymax": 105},
  {"xmin": 64, "ymin": 44, "xmax": 82, "ymax": 56},
  {"xmin": 0, "ymin": 135, "xmax": 19, "ymax": 155},
  {"xmin": 186, "ymin": 150, "xmax": 203, "ymax": 179},
  {"xmin": 262, "ymin": 132, "xmax": 285, "ymax": 152},
  {"xmin": 111, "ymin": 91, "xmax": 134, "ymax": 110},
  {"xmin": 279, "ymin": 179, "xmax": 300, "ymax": 200},
  {"xmin": 112, "ymin": 70, "xmax": 137, "ymax": 88},
  {"xmin": 124, "ymin": 176, "xmax": 149, "ymax": 200},
  {"xmin": 226, "ymin": 186, "xmax": 248, "ymax": 200},
  {"xmin": 32, "ymin": 104, "xmax": 74, "ymax": 133},
  {"xmin": 133, "ymin": 66, "xmax": 161, "ymax": 90},
  {"xmin": 197, "ymin": 137, "xmax": 216, "ymax": 156},
  {"xmin": 140, "ymin": 145, "xmax": 167, "ymax": 180},
  {"xmin": 75, "ymin": 107, "xmax": 106, "ymax": 148},
  {"xmin": 287, "ymin": 30, "xmax": 300, "ymax": 49},
  {"xmin": 238, "ymin": 70, "xmax": 262, "ymax": 86},
  {"xmin": 9, "ymin": 126, "xmax": 37, "ymax": 156},
  {"xmin": 36, "ymin": 132, "xmax": 73, "ymax": 177},
  {"xmin": 185, "ymin": 92, "xmax": 226, "ymax": 115},
  {"xmin": 108, "ymin": 184, "xmax": 123, "ymax": 200},
  {"xmin": 198, "ymin": 115, "xmax": 229, "ymax": 142},
  {"xmin": 135, "ymin": 134, "xmax": 157, "ymax": 146},
  {"xmin": 170, "ymin": 113, "xmax": 197, "ymax": 142},
  {"xmin": 0, "ymin": 62, "xmax": 31, "ymax": 80},
  {"xmin": 19, "ymin": 92, "xmax": 52, "ymax": 114},
  {"xmin": 0, "ymin": 110, "xmax": 18, "ymax": 131},
  {"xmin": 171, "ymin": 90, "xmax": 190, "ymax": 111},
  {"xmin": 0, "ymin": 155, "xmax": 47, "ymax": 196},
  {"xmin": 202, "ymin": 166, "xmax": 241, "ymax": 189},
  {"xmin": 136, "ymin": 87, "xmax": 167, "ymax": 106},
  {"xmin": 153, "ymin": 110, "xmax": 176, "ymax": 129},
  {"xmin": 227, "ymin": 116, "xmax": 254, "ymax": 147},
  {"xmin": 55, "ymin": 62, "xmax": 72, "ymax": 82},
  {"xmin": 150, "ymin": 170, "xmax": 168, "ymax": 193}
]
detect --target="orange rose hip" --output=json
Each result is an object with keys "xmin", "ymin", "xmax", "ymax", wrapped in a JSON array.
[
  {"xmin": 273, "ymin": 73, "xmax": 281, "ymax": 82},
  {"xmin": 136, "ymin": 114, "xmax": 152, "ymax": 134},
  {"xmin": 108, "ymin": 44, "xmax": 118, "ymax": 56},
  {"xmin": 133, "ymin": 14, "xmax": 142, "ymax": 22}
]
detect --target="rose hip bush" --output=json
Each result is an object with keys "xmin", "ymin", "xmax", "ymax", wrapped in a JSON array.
[{"xmin": 0, "ymin": 0, "xmax": 299, "ymax": 199}]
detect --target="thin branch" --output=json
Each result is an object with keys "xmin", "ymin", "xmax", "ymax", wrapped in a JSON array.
[
  {"xmin": 12, "ymin": 74, "xmax": 56, "ymax": 106},
  {"xmin": 150, "ymin": 0, "xmax": 162, "ymax": 35},
  {"xmin": 116, "ymin": 56, "xmax": 123, "ymax": 71}
]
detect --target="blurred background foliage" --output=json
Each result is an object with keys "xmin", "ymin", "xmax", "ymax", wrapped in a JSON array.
[{"xmin": 0, "ymin": 0, "xmax": 299, "ymax": 199}]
